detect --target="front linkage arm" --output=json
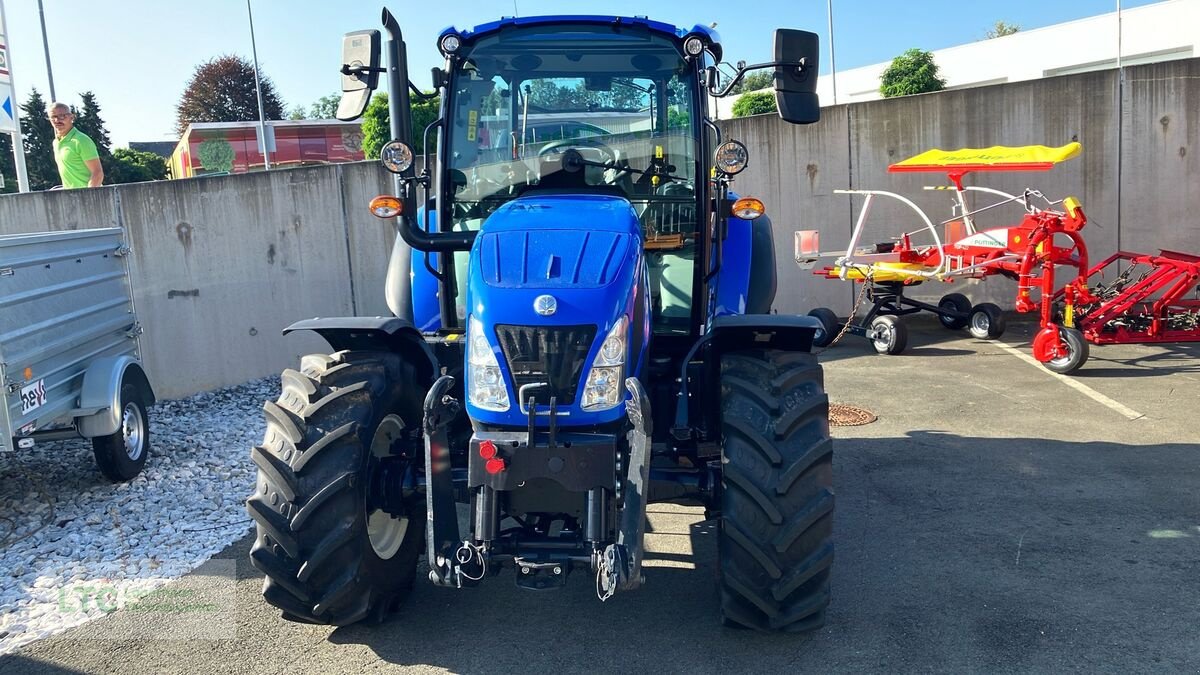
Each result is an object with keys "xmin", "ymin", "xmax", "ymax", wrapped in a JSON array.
[
  {"xmin": 597, "ymin": 378, "xmax": 653, "ymax": 600},
  {"xmin": 423, "ymin": 375, "xmax": 462, "ymax": 586}
]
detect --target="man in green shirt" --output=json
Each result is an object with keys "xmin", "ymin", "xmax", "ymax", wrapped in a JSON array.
[{"xmin": 47, "ymin": 102, "xmax": 104, "ymax": 189}]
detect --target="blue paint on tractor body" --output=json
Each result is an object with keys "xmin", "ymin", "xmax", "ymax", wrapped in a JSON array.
[
  {"xmin": 715, "ymin": 191, "xmax": 754, "ymax": 317},
  {"xmin": 463, "ymin": 195, "xmax": 647, "ymax": 428}
]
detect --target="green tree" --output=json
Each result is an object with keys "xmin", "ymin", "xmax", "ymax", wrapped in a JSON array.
[
  {"xmin": 73, "ymin": 92, "xmax": 113, "ymax": 153},
  {"xmin": 175, "ymin": 55, "xmax": 285, "ymax": 135},
  {"xmin": 732, "ymin": 90, "xmax": 777, "ymax": 117},
  {"xmin": 197, "ymin": 139, "xmax": 236, "ymax": 173},
  {"xmin": 20, "ymin": 89, "xmax": 58, "ymax": 190},
  {"xmin": 879, "ymin": 48, "xmax": 946, "ymax": 98},
  {"xmin": 986, "ymin": 21, "xmax": 1021, "ymax": 39},
  {"xmin": 730, "ymin": 71, "xmax": 773, "ymax": 94},
  {"xmin": 109, "ymin": 148, "xmax": 169, "ymax": 183},
  {"xmin": 361, "ymin": 91, "xmax": 442, "ymax": 159},
  {"xmin": 360, "ymin": 92, "xmax": 390, "ymax": 160},
  {"xmin": 287, "ymin": 106, "xmax": 307, "ymax": 120},
  {"xmin": 308, "ymin": 94, "xmax": 340, "ymax": 119}
]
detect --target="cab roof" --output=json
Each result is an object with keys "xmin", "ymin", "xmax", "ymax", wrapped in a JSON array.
[{"xmin": 439, "ymin": 15, "xmax": 722, "ymax": 61}]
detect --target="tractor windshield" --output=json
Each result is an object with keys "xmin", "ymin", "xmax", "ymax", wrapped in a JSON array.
[{"xmin": 443, "ymin": 24, "xmax": 701, "ymax": 332}]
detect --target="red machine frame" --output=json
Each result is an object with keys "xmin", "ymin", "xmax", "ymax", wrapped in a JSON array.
[{"xmin": 795, "ymin": 143, "xmax": 1200, "ymax": 373}]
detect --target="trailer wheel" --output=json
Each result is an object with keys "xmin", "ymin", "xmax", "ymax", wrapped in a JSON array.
[
  {"xmin": 807, "ymin": 308, "xmax": 840, "ymax": 348},
  {"xmin": 1044, "ymin": 327, "xmax": 1090, "ymax": 374},
  {"xmin": 968, "ymin": 303, "xmax": 1007, "ymax": 340},
  {"xmin": 719, "ymin": 350, "xmax": 833, "ymax": 633},
  {"xmin": 91, "ymin": 382, "xmax": 151, "ymax": 482},
  {"xmin": 247, "ymin": 351, "xmax": 426, "ymax": 626},
  {"xmin": 937, "ymin": 293, "xmax": 971, "ymax": 330},
  {"xmin": 869, "ymin": 315, "xmax": 907, "ymax": 355}
]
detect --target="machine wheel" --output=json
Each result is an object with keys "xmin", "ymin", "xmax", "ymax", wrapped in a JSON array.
[
  {"xmin": 937, "ymin": 293, "xmax": 971, "ymax": 330},
  {"xmin": 719, "ymin": 350, "xmax": 833, "ymax": 633},
  {"xmin": 1044, "ymin": 327, "xmax": 1090, "ymax": 374},
  {"xmin": 869, "ymin": 315, "xmax": 907, "ymax": 355},
  {"xmin": 247, "ymin": 351, "xmax": 426, "ymax": 626},
  {"xmin": 968, "ymin": 303, "xmax": 1006, "ymax": 340},
  {"xmin": 807, "ymin": 308, "xmax": 840, "ymax": 348},
  {"xmin": 92, "ymin": 381, "xmax": 151, "ymax": 482}
]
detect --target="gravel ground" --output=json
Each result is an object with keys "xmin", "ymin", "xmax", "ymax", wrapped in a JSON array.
[{"xmin": 0, "ymin": 377, "xmax": 276, "ymax": 655}]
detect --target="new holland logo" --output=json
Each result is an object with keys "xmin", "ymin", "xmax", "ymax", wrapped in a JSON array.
[{"xmin": 533, "ymin": 294, "xmax": 557, "ymax": 316}]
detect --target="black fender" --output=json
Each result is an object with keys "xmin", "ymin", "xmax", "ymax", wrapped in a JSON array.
[
  {"xmin": 283, "ymin": 317, "xmax": 439, "ymax": 384},
  {"xmin": 672, "ymin": 314, "xmax": 822, "ymax": 438}
]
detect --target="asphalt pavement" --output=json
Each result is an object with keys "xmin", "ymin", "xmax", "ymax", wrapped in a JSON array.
[{"xmin": 3, "ymin": 318, "xmax": 1198, "ymax": 674}]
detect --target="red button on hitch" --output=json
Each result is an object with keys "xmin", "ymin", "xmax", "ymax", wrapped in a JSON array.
[
  {"xmin": 484, "ymin": 457, "xmax": 506, "ymax": 475},
  {"xmin": 478, "ymin": 439, "xmax": 498, "ymax": 460}
]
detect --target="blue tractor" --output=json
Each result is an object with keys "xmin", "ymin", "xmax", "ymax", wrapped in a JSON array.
[{"xmin": 248, "ymin": 10, "xmax": 832, "ymax": 632}]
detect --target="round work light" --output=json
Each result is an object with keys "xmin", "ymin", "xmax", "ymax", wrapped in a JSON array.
[
  {"xmin": 714, "ymin": 140, "xmax": 749, "ymax": 175},
  {"xmin": 380, "ymin": 140, "xmax": 414, "ymax": 174}
]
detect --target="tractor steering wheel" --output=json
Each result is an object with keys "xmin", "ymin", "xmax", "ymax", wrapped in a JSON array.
[{"xmin": 537, "ymin": 137, "xmax": 618, "ymax": 166}]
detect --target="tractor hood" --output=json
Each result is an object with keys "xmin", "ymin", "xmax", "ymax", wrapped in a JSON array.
[
  {"xmin": 476, "ymin": 195, "xmax": 640, "ymax": 290},
  {"xmin": 465, "ymin": 193, "xmax": 647, "ymax": 427}
]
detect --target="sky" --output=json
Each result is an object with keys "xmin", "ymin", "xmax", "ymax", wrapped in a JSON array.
[{"xmin": 2, "ymin": 0, "xmax": 1160, "ymax": 148}]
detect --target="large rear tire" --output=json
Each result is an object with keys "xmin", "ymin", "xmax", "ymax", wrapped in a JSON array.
[
  {"xmin": 719, "ymin": 350, "xmax": 834, "ymax": 632},
  {"xmin": 247, "ymin": 351, "xmax": 426, "ymax": 626}
]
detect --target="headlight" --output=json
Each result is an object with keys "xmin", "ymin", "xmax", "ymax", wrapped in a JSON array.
[
  {"xmin": 683, "ymin": 36, "xmax": 705, "ymax": 57},
  {"xmin": 439, "ymin": 33, "xmax": 462, "ymax": 55},
  {"xmin": 467, "ymin": 318, "xmax": 509, "ymax": 411},
  {"xmin": 582, "ymin": 316, "xmax": 628, "ymax": 410},
  {"xmin": 714, "ymin": 140, "xmax": 749, "ymax": 175},
  {"xmin": 380, "ymin": 140, "xmax": 414, "ymax": 174}
]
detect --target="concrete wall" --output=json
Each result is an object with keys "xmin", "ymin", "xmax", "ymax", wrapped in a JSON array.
[{"xmin": 1, "ymin": 58, "xmax": 1196, "ymax": 398}]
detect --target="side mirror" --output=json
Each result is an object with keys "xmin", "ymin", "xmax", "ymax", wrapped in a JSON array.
[
  {"xmin": 773, "ymin": 29, "xmax": 820, "ymax": 125},
  {"xmin": 337, "ymin": 30, "xmax": 382, "ymax": 121}
]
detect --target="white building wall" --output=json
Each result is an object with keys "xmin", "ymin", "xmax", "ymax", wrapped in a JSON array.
[{"xmin": 714, "ymin": 0, "xmax": 1199, "ymax": 118}]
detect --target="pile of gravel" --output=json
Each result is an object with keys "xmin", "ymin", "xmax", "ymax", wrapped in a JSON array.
[{"xmin": 0, "ymin": 377, "xmax": 277, "ymax": 655}]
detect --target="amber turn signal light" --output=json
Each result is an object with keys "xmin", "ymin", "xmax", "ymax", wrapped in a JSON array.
[
  {"xmin": 369, "ymin": 195, "xmax": 403, "ymax": 218},
  {"xmin": 731, "ymin": 196, "xmax": 765, "ymax": 220}
]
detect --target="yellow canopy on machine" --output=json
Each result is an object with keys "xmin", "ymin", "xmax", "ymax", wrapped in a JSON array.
[{"xmin": 889, "ymin": 142, "xmax": 1082, "ymax": 173}]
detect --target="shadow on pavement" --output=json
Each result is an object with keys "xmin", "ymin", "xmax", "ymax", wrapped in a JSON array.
[{"xmin": 310, "ymin": 431, "xmax": 1200, "ymax": 673}]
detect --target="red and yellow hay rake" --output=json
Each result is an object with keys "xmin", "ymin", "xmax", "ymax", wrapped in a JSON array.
[{"xmin": 794, "ymin": 142, "xmax": 1200, "ymax": 372}]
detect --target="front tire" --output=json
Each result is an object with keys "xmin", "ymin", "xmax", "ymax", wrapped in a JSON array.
[
  {"xmin": 1044, "ymin": 327, "xmax": 1090, "ymax": 374},
  {"xmin": 92, "ymin": 382, "xmax": 150, "ymax": 482},
  {"xmin": 719, "ymin": 350, "xmax": 834, "ymax": 632},
  {"xmin": 247, "ymin": 351, "xmax": 426, "ymax": 626},
  {"xmin": 870, "ymin": 315, "xmax": 907, "ymax": 355}
]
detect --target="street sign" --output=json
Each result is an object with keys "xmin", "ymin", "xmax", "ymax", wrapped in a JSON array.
[
  {"xmin": 0, "ymin": 1, "xmax": 10, "ymax": 86},
  {"xmin": 0, "ymin": 81, "xmax": 13, "ymax": 133}
]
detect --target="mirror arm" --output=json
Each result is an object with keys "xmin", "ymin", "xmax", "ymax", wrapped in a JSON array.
[
  {"xmin": 410, "ymin": 81, "xmax": 439, "ymax": 101},
  {"xmin": 708, "ymin": 58, "xmax": 812, "ymax": 97}
]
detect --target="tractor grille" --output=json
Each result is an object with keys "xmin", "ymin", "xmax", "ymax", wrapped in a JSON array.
[{"xmin": 495, "ymin": 324, "xmax": 596, "ymax": 406}]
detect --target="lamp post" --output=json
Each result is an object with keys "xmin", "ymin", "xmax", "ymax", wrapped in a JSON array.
[
  {"xmin": 36, "ymin": 0, "xmax": 55, "ymax": 101},
  {"xmin": 827, "ymin": 0, "xmax": 837, "ymax": 105},
  {"xmin": 247, "ymin": 0, "xmax": 270, "ymax": 170}
]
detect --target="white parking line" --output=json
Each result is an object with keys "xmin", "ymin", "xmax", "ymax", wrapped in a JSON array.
[{"xmin": 995, "ymin": 341, "xmax": 1146, "ymax": 421}]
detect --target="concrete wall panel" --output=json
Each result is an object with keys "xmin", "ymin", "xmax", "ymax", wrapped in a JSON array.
[{"xmin": 1120, "ymin": 58, "xmax": 1200, "ymax": 255}]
